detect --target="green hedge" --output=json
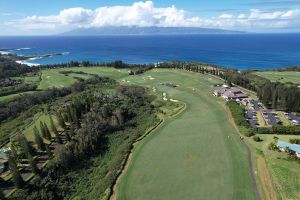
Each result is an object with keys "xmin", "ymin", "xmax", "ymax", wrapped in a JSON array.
[{"xmin": 226, "ymin": 101, "xmax": 253, "ymax": 136}]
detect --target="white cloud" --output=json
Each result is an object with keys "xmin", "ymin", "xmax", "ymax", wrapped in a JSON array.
[{"xmin": 5, "ymin": 1, "xmax": 300, "ymax": 33}]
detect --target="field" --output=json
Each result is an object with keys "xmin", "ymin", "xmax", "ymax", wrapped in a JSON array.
[
  {"xmin": 246, "ymin": 134, "xmax": 300, "ymax": 199},
  {"xmin": 65, "ymin": 69, "xmax": 255, "ymax": 200},
  {"xmin": 256, "ymin": 71, "xmax": 300, "ymax": 84},
  {"xmin": 38, "ymin": 69, "xmax": 76, "ymax": 90},
  {"xmin": 20, "ymin": 113, "xmax": 59, "ymax": 142},
  {"xmin": 50, "ymin": 68, "xmax": 256, "ymax": 199},
  {"xmin": 5, "ymin": 66, "xmax": 300, "ymax": 199}
]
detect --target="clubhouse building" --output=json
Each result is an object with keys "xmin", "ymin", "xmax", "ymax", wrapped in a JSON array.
[{"xmin": 214, "ymin": 85, "xmax": 248, "ymax": 101}]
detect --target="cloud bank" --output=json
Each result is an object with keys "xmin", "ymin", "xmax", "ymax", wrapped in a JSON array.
[{"xmin": 7, "ymin": 1, "xmax": 300, "ymax": 33}]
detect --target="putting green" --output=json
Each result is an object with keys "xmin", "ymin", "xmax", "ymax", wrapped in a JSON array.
[{"xmin": 115, "ymin": 69, "xmax": 256, "ymax": 200}]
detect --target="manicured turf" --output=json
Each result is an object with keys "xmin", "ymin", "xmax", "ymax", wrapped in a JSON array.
[
  {"xmin": 38, "ymin": 70, "xmax": 76, "ymax": 90},
  {"xmin": 112, "ymin": 69, "xmax": 256, "ymax": 200},
  {"xmin": 256, "ymin": 71, "xmax": 300, "ymax": 84}
]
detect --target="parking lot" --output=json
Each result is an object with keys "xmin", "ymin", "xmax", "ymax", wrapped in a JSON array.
[
  {"xmin": 249, "ymin": 100, "xmax": 263, "ymax": 111},
  {"xmin": 283, "ymin": 112, "xmax": 300, "ymax": 126},
  {"xmin": 244, "ymin": 99, "xmax": 299, "ymax": 128},
  {"xmin": 246, "ymin": 110, "xmax": 259, "ymax": 128},
  {"xmin": 262, "ymin": 111, "xmax": 282, "ymax": 127}
]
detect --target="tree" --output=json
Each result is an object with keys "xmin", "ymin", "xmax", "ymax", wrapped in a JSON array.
[
  {"xmin": 0, "ymin": 193, "xmax": 4, "ymax": 199},
  {"xmin": 57, "ymin": 112, "xmax": 65, "ymax": 128},
  {"xmin": 49, "ymin": 116, "xmax": 58, "ymax": 135},
  {"xmin": 0, "ymin": 184, "xmax": 5, "ymax": 199},
  {"xmin": 253, "ymin": 136, "xmax": 262, "ymax": 142},
  {"xmin": 65, "ymin": 131, "xmax": 71, "ymax": 142},
  {"xmin": 8, "ymin": 155, "xmax": 24, "ymax": 188},
  {"xmin": 40, "ymin": 121, "xmax": 47, "ymax": 139},
  {"xmin": 34, "ymin": 126, "xmax": 45, "ymax": 151},
  {"xmin": 49, "ymin": 116, "xmax": 62, "ymax": 143},
  {"xmin": 45, "ymin": 144, "xmax": 53, "ymax": 159},
  {"xmin": 42, "ymin": 122, "xmax": 52, "ymax": 140},
  {"xmin": 28, "ymin": 156, "xmax": 40, "ymax": 174},
  {"xmin": 16, "ymin": 133, "xmax": 35, "ymax": 158}
]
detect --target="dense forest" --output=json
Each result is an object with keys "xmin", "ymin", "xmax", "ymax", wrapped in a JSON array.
[
  {"xmin": 0, "ymin": 60, "xmax": 38, "ymax": 79},
  {"xmin": 3, "ymin": 76, "xmax": 157, "ymax": 200}
]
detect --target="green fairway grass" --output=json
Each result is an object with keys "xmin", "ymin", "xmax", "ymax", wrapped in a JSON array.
[
  {"xmin": 38, "ymin": 70, "xmax": 76, "ymax": 90},
  {"xmin": 0, "ymin": 91, "xmax": 36, "ymax": 102},
  {"xmin": 114, "ymin": 69, "xmax": 256, "ymax": 200},
  {"xmin": 256, "ymin": 71, "xmax": 300, "ymax": 84}
]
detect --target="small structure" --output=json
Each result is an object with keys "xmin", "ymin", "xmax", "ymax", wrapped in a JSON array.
[
  {"xmin": 277, "ymin": 141, "xmax": 300, "ymax": 158},
  {"xmin": 213, "ymin": 86, "xmax": 248, "ymax": 100},
  {"xmin": 222, "ymin": 87, "xmax": 248, "ymax": 100},
  {"xmin": 213, "ymin": 87, "xmax": 228, "ymax": 96}
]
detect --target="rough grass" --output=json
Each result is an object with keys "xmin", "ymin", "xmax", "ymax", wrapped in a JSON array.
[
  {"xmin": 277, "ymin": 112, "xmax": 292, "ymax": 126},
  {"xmin": 246, "ymin": 134, "xmax": 300, "ymax": 199},
  {"xmin": 66, "ymin": 73, "xmax": 92, "ymax": 79},
  {"xmin": 21, "ymin": 113, "xmax": 59, "ymax": 142},
  {"xmin": 58, "ymin": 67, "xmax": 129, "ymax": 80},
  {"xmin": 115, "ymin": 69, "xmax": 256, "ymax": 200},
  {"xmin": 255, "ymin": 71, "xmax": 300, "ymax": 84},
  {"xmin": 0, "ymin": 91, "xmax": 36, "ymax": 102}
]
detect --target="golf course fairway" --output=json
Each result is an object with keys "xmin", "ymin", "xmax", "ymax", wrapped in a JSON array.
[{"xmin": 115, "ymin": 69, "xmax": 256, "ymax": 200}]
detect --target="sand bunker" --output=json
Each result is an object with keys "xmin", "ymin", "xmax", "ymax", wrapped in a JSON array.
[
  {"xmin": 170, "ymin": 99, "xmax": 179, "ymax": 102},
  {"xmin": 163, "ymin": 92, "xmax": 168, "ymax": 101}
]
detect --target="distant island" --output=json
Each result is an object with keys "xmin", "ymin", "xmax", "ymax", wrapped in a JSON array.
[{"xmin": 62, "ymin": 26, "xmax": 245, "ymax": 36}]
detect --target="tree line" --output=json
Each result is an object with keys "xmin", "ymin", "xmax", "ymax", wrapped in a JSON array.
[
  {"xmin": 7, "ymin": 81, "xmax": 157, "ymax": 200},
  {"xmin": 156, "ymin": 61, "xmax": 300, "ymax": 112}
]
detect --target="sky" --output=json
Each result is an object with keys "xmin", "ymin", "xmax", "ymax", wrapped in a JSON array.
[{"xmin": 1, "ymin": 0, "xmax": 300, "ymax": 35}]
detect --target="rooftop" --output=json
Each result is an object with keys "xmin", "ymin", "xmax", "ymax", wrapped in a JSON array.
[{"xmin": 277, "ymin": 141, "xmax": 300, "ymax": 153}]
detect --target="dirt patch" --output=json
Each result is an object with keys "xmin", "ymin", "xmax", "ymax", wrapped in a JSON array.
[
  {"xmin": 256, "ymin": 156, "xmax": 277, "ymax": 200},
  {"xmin": 110, "ymin": 154, "xmax": 133, "ymax": 200}
]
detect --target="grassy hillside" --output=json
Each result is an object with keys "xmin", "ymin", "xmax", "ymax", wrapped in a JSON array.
[
  {"xmin": 255, "ymin": 71, "xmax": 300, "ymax": 84},
  {"xmin": 38, "ymin": 70, "xmax": 76, "ymax": 90}
]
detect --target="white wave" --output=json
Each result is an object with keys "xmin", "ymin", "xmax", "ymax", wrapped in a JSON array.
[
  {"xmin": 15, "ymin": 47, "xmax": 31, "ymax": 51},
  {"xmin": 28, "ymin": 57, "xmax": 41, "ymax": 61},
  {"xmin": 16, "ymin": 60, "xmax": 40, "ymax": 67},
  {"xmin": 0, "ymin": 51, "xmax": 10, "ymax": 55},
  {"xmin": 62, "ymin": 52, "xmax": 70, "ymax": 55}
]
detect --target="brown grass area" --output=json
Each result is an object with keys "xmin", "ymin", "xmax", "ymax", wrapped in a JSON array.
[{"xmin": 256, "ymin": 156, "xmax": 277, "ymax": 200}]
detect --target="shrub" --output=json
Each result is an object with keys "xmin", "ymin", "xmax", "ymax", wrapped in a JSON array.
[
  {"xmin": 253, "ymin": 136, "xmax": 262, "ymax": 142},
  {"xmin": 289, "ymin": 138, "xmax": 300, "ymax": 144},
  {"xmin": 268, "ymin": 142, "xmax": 279, "ymax": 151}
]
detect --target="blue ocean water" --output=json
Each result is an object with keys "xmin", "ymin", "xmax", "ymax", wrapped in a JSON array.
[{"xmin": 0, "ymin": 34, "xmax": 300, "ymax": 70}]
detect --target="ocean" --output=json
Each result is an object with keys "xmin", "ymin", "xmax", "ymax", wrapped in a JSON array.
[{"xmin": 0, "ymin": 34, "xmax": 300, "ymax": 70}]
